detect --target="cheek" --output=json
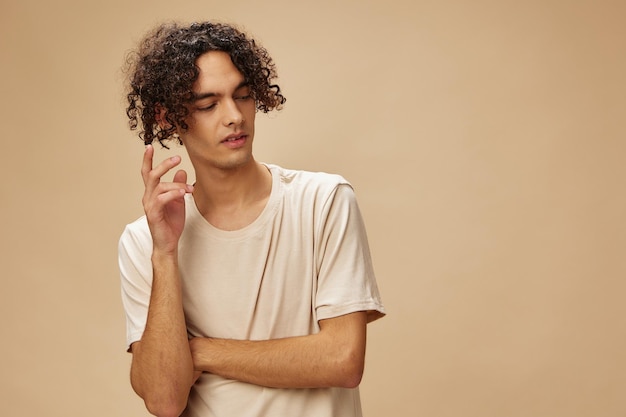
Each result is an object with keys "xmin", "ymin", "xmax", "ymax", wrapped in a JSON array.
[
  {"xmin": 187, "ymin": 113, "xmax": 217, "ymax": 131},
  {"xmin": 245, "ymin": 103, "xmax": 257, "ymax": 121}
]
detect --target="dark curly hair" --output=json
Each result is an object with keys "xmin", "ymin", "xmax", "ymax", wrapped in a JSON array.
[{"xmin": 124, "ymin": 21, "xmax": 286, "ymax": 147}]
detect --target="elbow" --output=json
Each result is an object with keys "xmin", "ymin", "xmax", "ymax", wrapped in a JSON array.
[
  {"xmin": 336, "ymin": 352, "xmax": 365, "ymax": 389},
  {"xmin": 132, "ymin": 377, "xmax": 188, "ymax": 417},
  {"xmin": 340, "ymin": 364, "xmax": 364, "ymax": 389},
  {"xmin": 129, "ymin": 351, "xmax": 191, "ymax": 416},
  {"xmin": 144, "ymin": 396, "xmax": 188, "ymax": 417}
]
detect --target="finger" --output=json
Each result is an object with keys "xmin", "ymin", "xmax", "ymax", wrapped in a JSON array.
[
  {"xmin": 172, "ymin": 169, "xmax": 188, "ymax": 185},
  {"xmin": 152, "ymin": 181, "xmax": 193, "ymax": 195},
  {"xmin": 144, "ymin": 187, "xmax": 186, "ymax": 213},
  {"xmin": 142, "ymin": 181, "xmax": 192, "ymax": 206},
  {"xmin": 140, "ymin": 145, "xmax": 155, "ymax": 185},
  {"xmin": 153, "ymin": 188, "xmax": 188, "ymax": 207},
  {"xmin": 144, "ymin": 154, "xmax": 183, "ymax": 189},
  {"xmin": 152, "ymin": 155, "xmax": 182, "ymax": 179}
]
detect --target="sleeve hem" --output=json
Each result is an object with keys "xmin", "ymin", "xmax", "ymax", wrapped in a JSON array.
[
  {"xmin": 126, "ymin": 331, "xmax": 144, "ymax": 352},
  {"xmin": 316, "ymin": 301, "xmax": 386, "ymax": 324}
]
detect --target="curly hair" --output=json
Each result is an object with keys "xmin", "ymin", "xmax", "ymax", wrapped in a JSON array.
[{"xmin": 124, "ymin": 21, "xmax": 286, "ymax": 147}]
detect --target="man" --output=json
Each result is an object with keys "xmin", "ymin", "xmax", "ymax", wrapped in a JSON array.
[{"xmin": 119, "ymin": 21, "xmax": 385, "ymax": 417}]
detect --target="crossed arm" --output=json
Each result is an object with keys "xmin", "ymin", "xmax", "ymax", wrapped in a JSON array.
[
  {"xmin": 131, "ymin": 252, "xmax": 367, "ymax": 416},
  {"xmin": 130, "ymin": 251, "xmax": 367, "ymax": 417},
  {"xmin": 130, "ymin": 146, "xmax": 368, "ymax": 417},
  {"xmin": 189, "ymin": 311, "xmax": 367, "ymax": 389},
  {"xmin": 133, "ymin": 295, "xmax": 366, "ymax": 413}
]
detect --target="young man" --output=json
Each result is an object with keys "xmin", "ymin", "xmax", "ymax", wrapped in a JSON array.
[{"xmin": 119, "ymin": 21, "xmax": 385, "ymax": 417}]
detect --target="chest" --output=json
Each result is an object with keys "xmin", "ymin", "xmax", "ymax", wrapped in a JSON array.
[
  {"xmin": 178, "ymin": 219, "xmax": 319, "ymax": 340},
  {"xmin": 201, "ymin": 197, "xmax": 269, "ymax": 231}
]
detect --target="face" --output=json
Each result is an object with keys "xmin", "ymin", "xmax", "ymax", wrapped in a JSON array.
[{"xmin": 178, "ymin": 51, "xmax": 257, "ymax": 172}]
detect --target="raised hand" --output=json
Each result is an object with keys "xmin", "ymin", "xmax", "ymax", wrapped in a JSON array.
[{"xmin": 141, "ymin": 144, "xmax": 194, "ymax": 255}]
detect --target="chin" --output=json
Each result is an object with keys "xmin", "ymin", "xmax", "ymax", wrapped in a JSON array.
[{"xmin": 214, "ymin": 153, "xmax": 254, "ymax": 171}]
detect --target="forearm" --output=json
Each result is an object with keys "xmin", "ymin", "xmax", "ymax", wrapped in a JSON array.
[
  {"xmin": 131, "ymin": 251, "xmax": 194, "ymax": 416},
  {"xmin": 190, "ymin": 312, "xmax": 367, "ymax": 389}
]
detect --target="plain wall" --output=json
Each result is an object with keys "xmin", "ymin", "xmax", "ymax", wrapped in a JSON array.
[{"xmin": 1, "ymin": 0, "xmax": 625, "ymax": 416}]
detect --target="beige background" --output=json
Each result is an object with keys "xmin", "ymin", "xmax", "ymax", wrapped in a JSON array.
[{"xmin": 1, "ymin": 0, "xmax": 625, "ymax": 416}]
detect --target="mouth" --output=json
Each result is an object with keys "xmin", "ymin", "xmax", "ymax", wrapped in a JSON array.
[
  {"xmin": 220, "ymin": 132, "xmax": 248, "ymax": 148},
  {"xmin": 221, "ymin": 132, "xmax": 247, "ymax": 143}
]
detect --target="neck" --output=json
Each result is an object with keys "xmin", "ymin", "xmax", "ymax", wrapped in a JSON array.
[{"xmin": 192, "ymin": 158, "xmax": 272, "ymax": 216}]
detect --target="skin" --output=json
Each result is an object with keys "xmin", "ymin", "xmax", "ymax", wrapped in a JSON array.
[{"xmin": 130, "ymin": 51, "xmax": 368, "ymax": 417}]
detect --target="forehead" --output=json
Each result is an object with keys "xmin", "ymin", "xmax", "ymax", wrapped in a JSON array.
[{"xmin": 193, "ymin": 51, "xmax": 245, "ymax": 94}]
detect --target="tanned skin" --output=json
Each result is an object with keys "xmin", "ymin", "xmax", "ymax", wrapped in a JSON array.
[{"xmin": 129, "ymin": 51, "xmax": 368, "ymax": 417}]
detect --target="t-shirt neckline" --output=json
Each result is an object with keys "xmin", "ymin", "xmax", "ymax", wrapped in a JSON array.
[{"xmin": 185, "ymin": 164, "xmax": 282, "ymax": 240}]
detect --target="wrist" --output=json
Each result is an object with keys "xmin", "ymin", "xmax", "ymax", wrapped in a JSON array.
[
  {"xmin": 151, "ymin": 248, "xmax": 179, "ymax": 265},
  {"xmin": 189, "ymin": 337, "xmax": 214, "ymax": 373}
]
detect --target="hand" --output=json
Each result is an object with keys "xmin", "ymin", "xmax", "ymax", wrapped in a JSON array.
[
  {"xmin": 189, "ymin": 337, "xmax": 210, "ymax": 372},
  {"xmin": 141, "ymin": 145, "xmax": 194, "ymax": 255}
]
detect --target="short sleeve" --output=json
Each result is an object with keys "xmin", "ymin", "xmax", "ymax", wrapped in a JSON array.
[
  {"xmin": 118, "ymin": 217, "xmax": 153, "ymax": 350},
  {"xmin": 315, "ymin": 184, "xmax": 385, "ymax": 323}
]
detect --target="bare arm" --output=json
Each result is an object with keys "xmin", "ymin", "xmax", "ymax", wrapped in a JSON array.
[
  {"xmin": 129, "ymin": 146, "xmax": 196, "ymax": 417},
  {"xmin": 189, "ymin": 311, "xmax": 368, "ymax": 389}
]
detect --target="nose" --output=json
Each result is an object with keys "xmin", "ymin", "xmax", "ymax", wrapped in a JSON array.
[{"xmin": 222, "ymin": 99, "xmax": 244, "ymax": 126}]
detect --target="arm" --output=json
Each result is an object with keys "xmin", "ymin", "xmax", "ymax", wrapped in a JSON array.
[
  {"xmin": 129, "ymin": 145, "xmax": 196, "ymax": 417},
  {"xmin": 187, "ymin": 184, "xmax": 381, "ymax": 390},
  {"xmin": 189, "ymin": 311, "xmax": 367, "ymax": 389}
]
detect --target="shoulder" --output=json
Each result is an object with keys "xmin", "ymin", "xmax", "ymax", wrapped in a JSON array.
[
  {"xmin": 118, "ymin": 215, "xmax": 152, "ymax": 254},
  {"xmin": 267, "ymin": 164, "xmax": 354, "ymax": 197}
]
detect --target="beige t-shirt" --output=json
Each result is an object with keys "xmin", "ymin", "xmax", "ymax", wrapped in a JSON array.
[{"xmin": 119, "ymin": 164, "xmax": 385, "ymax": 417}]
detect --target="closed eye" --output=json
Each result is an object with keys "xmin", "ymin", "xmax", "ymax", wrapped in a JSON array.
[
  {"xmin": 197, "ymin": 102, "xmax": 217, "ymax": 111},
  {"xmin": 234, "ymin": 83, "xmax": 252, "ymax": 101}
]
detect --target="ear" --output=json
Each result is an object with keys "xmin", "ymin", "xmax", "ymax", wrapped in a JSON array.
[
  {"xmin": 154, "ymin": 104, "xmax": 171, "ymax": 130},
  {"xmin": 155, "ymin": 104, "xmax": 183, "ymax": 143}
]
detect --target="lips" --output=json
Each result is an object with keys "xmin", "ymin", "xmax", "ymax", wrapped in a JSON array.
[
  {"xmin": 221, "ymin": 132, "xmax": 247, "ymax": 143},
  {"xmin": 220, "ymin": 132, "xmax": 248, "ymax": 148}
]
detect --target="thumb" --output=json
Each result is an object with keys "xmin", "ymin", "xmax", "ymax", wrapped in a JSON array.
[{"xmin": 173, "ymin": 169, "xmax": 188, "ymax": 185}]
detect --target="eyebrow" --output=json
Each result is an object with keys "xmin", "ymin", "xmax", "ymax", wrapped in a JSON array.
[{"xmin": 192, "ymin": 81, "xmax": 249, "ymax": 101}]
